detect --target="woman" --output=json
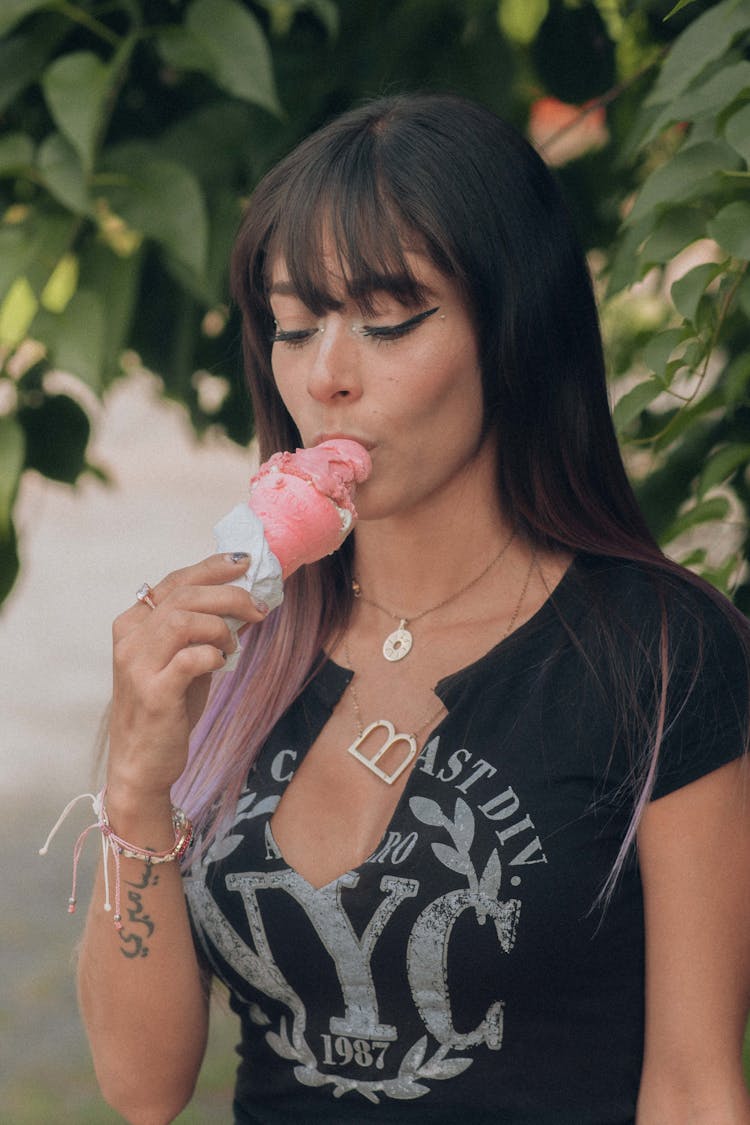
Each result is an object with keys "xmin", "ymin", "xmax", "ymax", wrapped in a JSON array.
[{"xmin": 77, "ymin": 94, "xmax": 750, "ymax": 1123}]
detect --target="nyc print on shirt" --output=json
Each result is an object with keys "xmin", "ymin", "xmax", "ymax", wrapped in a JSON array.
[{"xmin": 186, "ymin": 731, "xmax": 545, "ymax": 1103}]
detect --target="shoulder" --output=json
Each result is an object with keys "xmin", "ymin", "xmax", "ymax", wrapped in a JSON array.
[
  {"xmin": 563, "ymin": 553, "xmax": 750, "ymax": 796},
  {"xmin": 566, "ymin": 552, "xmax": 749, "ymax": 656}
]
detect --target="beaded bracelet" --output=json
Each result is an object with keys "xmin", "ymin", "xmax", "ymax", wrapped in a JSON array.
[
  {"xmin": 106, "ymin": 804, "xmax": 194, "ymax": 865},
  {"xmin": 39, "ymin": 789, "xmax": 194, "ymax": 931}
]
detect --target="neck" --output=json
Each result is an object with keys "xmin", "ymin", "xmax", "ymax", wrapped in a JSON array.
[{"xmin": 352, "ymin": 450, "xmax": 516, "ymax": 615}]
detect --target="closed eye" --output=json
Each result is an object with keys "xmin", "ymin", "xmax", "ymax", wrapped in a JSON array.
[
  {"xmin": 361, "ymin": 306, "xmax": 440, "ymax": 341},
  {"xmin": 270, "ymin": 326, "xmax": 318, "ymax": 348},
  {"xmin": 270, "ymin": 305, "xmax": 441, "ymax": 348}
]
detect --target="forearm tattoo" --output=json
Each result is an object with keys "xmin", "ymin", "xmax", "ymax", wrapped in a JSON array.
[{"xmin": 118, "ymin": 863, "xmax": 158, "ymax": 959}]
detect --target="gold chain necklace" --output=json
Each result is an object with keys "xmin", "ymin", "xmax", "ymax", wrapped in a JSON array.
[
  {"xmin": 352, "ymin": 530, "xmax": 516, "ymax": 662},
  {"xmin": 344, "ymin": 548, "xmax": 537, "ymax": 785}
]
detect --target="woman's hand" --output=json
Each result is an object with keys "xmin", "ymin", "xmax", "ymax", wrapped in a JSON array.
[{"xmin": 107, "ymin": 553, "xmax": 263, "ymax": 805}]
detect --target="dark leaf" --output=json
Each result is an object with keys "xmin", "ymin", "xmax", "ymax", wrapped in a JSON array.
[
  {"xmin": 0, "ymin": 132, "xmax": 34, "ymax": 176},
  {"xmin": 18, "ymin": 392, "xmax": 91, "ymax": 484},
  {"xmin": 641, "ymin": 207, "xmax": 708, "ymax": 265},
  {"xmin": 41, "ymin": 51, "xmax": 111, "ymax": 172},
  {"xmin": 0, "ymin": 0, "xmax": 51, "ymax": 37},
  {"xmin": 100, "ymin": 144, "xmax": 208, "ymax": 281},
  {"xmin": 670, "ymin": 262, "xmax": 724, "ymax": 323},
  {"xmin": 645, "ymin": 0, "xmax": 750, "ymax": 107},
  {"xmin": 626, "ymin": 141, "xmax": 743, "ymax": 226},
  {"xmin": 0, "ymin": 517, "xmax": 20, "ymax": 607},
  {"xmin": 707, "ymin": 202, "xmax": 750, "ymax": 260},
  {"xmin": 36, "ymin": 132, "xmax": 91, "ymax": 214}
]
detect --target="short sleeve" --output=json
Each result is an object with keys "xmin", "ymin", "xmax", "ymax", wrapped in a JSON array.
[{"xmin": 651, "ymin": 586, "xmax": 750, "ymax": 800}]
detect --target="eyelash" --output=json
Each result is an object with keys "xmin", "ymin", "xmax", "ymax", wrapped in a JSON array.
[{"xmin": 271, "ymin": 307, "xmax": 440, "ymax": 349}]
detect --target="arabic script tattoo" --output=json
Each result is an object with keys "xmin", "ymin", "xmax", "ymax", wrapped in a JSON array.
[{"xmin": 118, "ymin": 864, "xmax": 158, "ymax": 960}]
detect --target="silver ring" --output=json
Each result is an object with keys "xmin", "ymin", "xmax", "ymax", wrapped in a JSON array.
[{"xmin": 136, "ymin": 582, "xmax": 157, "ymax": 610}]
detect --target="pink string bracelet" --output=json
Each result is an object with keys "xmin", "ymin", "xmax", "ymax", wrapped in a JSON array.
[{"xmin": 39, "ymin": 789, "xmax": 193, "ymax": 930}]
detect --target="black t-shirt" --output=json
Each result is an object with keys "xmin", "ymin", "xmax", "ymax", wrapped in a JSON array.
[{"xmin": 185, "ymin": 555, "xmax": 748, "ymax": 1124}]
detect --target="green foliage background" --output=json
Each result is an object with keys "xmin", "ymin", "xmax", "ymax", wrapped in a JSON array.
[{"xmin": 1, "ymin": 0, "xmax": 749, "ymax": 608}]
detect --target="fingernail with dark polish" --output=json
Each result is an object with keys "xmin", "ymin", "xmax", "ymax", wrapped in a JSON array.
[{"xmin": 228, "ymin": 552, "xmax": 249, "ymax": 564}]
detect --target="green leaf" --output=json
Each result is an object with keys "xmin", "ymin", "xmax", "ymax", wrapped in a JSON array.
[
  {"xmin": 641, "ymin": 207, "xmax": 707, "ymax": 265},
  {"xmin": 0, "ymin": 0, "xmax": 51, "ymax": 37},
  {"xmin": 643, "ymin": 327, "xmax": 687, "ymax": 375},
  {"xmin": 0, "ymin": 29, "xmax": 58, "ymax": 115},
  {"xmin": 605, "ymin": 216, "xmax": 654, "ymax": 295},
  {"xmin": 187, "ymin": 0, "xmax": 281, "ymax": 115},
  {"xmin": 157, "ymin": 100, "xmax": 252, "ymax": 192},
  {"xmin": 697, "ymin": 554, "xmax": 738, "ymax": 596},
  {"xmin": 0, "ymin": 228, "xmax": 28, "ymax": 305},
  {"xmin": 613, "ymin": 377, "xmax": 665, "ymax": 433},
  {"xmin": 0, "ymin": 517, "xmax": 20, "ymax": 607},
  {"xmin": 651, "ymin": 391, "xmax": 719, "ymax": 452},
  {"xmin": 698, "ymin": 443, "xmax": 750, "ymax": 497},
  {"xmin": 670, "ymin": 262, "xmax": 723, "ymax": 322},
  {"xmin": 0, "ymin": 414, "xmax": 25, "ymax": 535},
  {"xmin": 78, "ymin": 242, "xmax": 142, "ymax": 382},
  {"xmin": 303, "ymin": 0, "xmax": 339, "ymax": 38},
  {"xmin": 100, "ymin": 145, "xmax": 208, "ymax": 280},
  {"xmin": 0, "ymin": 277, "xmax": 38, "ymax": 346},
  {"xmin": 626, "ymin": 141, "xmax": 743, "ymax": 226},
  {"xmin": 40, "ymin": 252, "xmax": 78, "ymax": 313},
  {"xmin": 20, "ymin": 212, "xmax": 74, "ymax": 297},
  {"xmin": 665, "ymin": 0, "xmax": 699, "ymax": 16},
  {"xmin": 0, "ymin": 211, "xmax": 73, "ymax": 303},
  {"xmin": 641, "ymin": 61, "xmax": 750, "ymax": 148},
  {"xmin": 497, "ymin": 0, "xmax": 549, "ymax": 45},
  {"xmin": 156, "ymin": 26, "xmax": 212, "ymax": 73},
  {"xmin": 42, "ymin": 51, "xmax": 111, "ymax": 173},
  {"xmin": 0, "ymin": 133, "xmax": 34, "ymax": 177},
  {"xmin": 33, "ymin": 289, "xmax": 105, "ymax": 391},
  {"xmin": 663, "ymin": 496, "xmax": 731, "ymax": 543},
  {"xmin": 36, "ymin": 132, "xmax": 91, "ymax": 214},
  {"xmin": 725, "ymin": 102, "xmax": 750, "ymax": 165},
  {"xmin": 722, "ymin": 350, "xmax": 750, "ymax": 404},
  {"xmin": 707, "ymin": 202, "xmax": 750, "ymax": 260},
  {"xmin": 738, "ymin": 272, "xmax": 750, "ymax": 320},
  {"xmin": 677, "ymin": 549, "xmax": 707, "ymax": 571},
  {"xmin": 18, "ymin": 393, "xmax": 91, "ymax": 484},
  {"xmin": 645, "ymin": 0, "xmax": 750, "ymax": 108}
]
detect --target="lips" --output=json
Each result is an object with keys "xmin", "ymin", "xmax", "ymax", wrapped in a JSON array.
[{"xmin": 310, "ymin": 432, "xmax": 376, "ymax": 453}]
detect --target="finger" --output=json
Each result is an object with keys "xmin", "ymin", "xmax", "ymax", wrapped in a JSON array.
[
  {"xmin": 115, "ymin": 553, "xmax": 254, "ymax": 640},
  {"xmin": 147, "ymin": 552, "xmax": 252, "ymax": 607},
  {"xmin": 163, "ymin": 643, "xmax": 229, "ymax": 692},
  {"xmin": 116, "ymin": 607, "xmax": 237, "ymax": 678},
  {"xmin": 154, "ymin": 582, "xmax": 262, "ymax": 624}
]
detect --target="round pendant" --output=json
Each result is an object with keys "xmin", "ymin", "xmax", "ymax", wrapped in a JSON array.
[{"xmin": 383, "ymin": 623, "xmax": 413, "ymax": 662}]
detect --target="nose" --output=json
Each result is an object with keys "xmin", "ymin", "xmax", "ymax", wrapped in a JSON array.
[{"xmin": 305, "ymin": 319, "xmax": 362, "ymax": 403}]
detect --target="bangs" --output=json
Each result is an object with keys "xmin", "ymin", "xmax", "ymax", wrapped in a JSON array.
[{"xmin": 263, "ymin": 145, "xmax": 431, "ymax": 317}]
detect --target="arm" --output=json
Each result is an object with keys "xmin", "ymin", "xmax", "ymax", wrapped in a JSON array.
[
  {"xmin": 637, "ymin": 757, "xmax": 750, "ymax": 1124},
  {"xmin": 77, "ymin": 553, "xmax": 261, "ymax": 1125}
]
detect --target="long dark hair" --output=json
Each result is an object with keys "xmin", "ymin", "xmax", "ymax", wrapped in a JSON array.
[
  {"xmin": 231, "ymin": 92, "xmax": 656, "ymax": 557},
  {"xmin": 179, "ymin": 93, "xmax": 748, "ymax": 892}
]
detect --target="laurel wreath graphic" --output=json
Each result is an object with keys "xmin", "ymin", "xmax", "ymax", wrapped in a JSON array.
[{"xmin": 262, "ymin": 1015, "xmax": 472, "ymax": 1103}]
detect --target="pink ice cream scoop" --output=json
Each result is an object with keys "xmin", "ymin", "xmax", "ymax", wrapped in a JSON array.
[
  {"xmin": 248, "ymin": 439, "xmax": 372, "ymax": 578},
  {"xmin": 213, "ymin": 439, "xmax": 371, "ymax": 667}
]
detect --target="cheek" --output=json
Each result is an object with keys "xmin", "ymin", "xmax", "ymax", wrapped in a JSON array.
[
  {"xmin": 406, "ymin": 341, "xmax": 483, "ymax": 419},
  {"xmin": 271, "ymin": 355, "xmax": 301, "ymax": 413}
]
